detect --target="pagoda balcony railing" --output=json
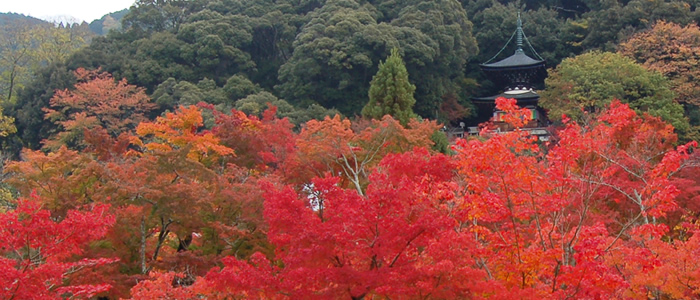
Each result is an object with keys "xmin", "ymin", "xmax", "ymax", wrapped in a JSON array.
[
  {"xmin": 446, "ymin": 125, "xmax": 552, "ymax": 142},
  {"xmin": 458, "ymin": 126, "xmax": 551, "ymax": 141}
]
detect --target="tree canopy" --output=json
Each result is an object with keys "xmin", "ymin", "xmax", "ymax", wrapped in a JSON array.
[
  {"xmin": 540, "ymin": 51, "xmax": 689, "ymax": 135},
  {"xmin": 362, "ymin": 48, "xmax": 416, "ymax": 125},
  {"xmin": 1, "ymin": 1, "xmax": 700, "ymax": 297},
  {"xmin": 619, "ymin": 21, "xmax": 700, "ymax": 140}
]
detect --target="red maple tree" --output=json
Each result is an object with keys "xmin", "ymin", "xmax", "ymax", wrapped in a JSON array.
[{"xmin": 0, "ymin": 194, "xmax": 116, "ymax": 299}]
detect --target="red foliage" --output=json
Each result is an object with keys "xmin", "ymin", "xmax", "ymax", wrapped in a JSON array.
[
  {"xmin": 129, "ymin": 272, "xmax": 198, "ymax": 300},
  {"xmin": 0, "ymin": 194, "xmax": 116, "ymax": 299},
  {"xmin": 452, "ymin": 99, "xmax": 697, "ymax": 298},
  {"xmin": 291, "ymin": 114, "xmax": 439, "ymax": 194},
  {"xmin": 197, "ymin": 148, "xmax": 486, "ymax": 298},
  {"xmin": 207, "ymin": 104, "xmax": 296, "ymax": 171},
  {"xmin": 43, "ymin": 68, "xmax": 155, "ymax": 149},
  {"xmin": 6, "ymin": 94, "xmax": 700, "ymax": 299},
  {"xmin": 124, "ymin": 99, "xmax": 699, "ymax": 299}
]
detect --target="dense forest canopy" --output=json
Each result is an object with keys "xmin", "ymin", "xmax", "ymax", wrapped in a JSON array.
[
  {"xmin": 1, "ymin": 0, "xmax": 700, "ymax": 298},
  {"xmin": 4, "ymin": 0, "xmax": 700, "ymax": 151}
]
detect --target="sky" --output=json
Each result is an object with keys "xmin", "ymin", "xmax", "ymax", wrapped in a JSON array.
[{"xmin": 2, "ymin": 0, "xmax": 136, "ymax": 23}]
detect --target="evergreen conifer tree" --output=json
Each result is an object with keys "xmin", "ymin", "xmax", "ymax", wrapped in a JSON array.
[{"xmin": 362, "ymin": 48, "xmax": 416, "ymax": 125}]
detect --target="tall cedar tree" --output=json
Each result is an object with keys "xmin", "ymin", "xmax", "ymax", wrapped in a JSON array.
[{"xmin": 362, "ymin": 48, "xmax": 416, "ymax": 126}]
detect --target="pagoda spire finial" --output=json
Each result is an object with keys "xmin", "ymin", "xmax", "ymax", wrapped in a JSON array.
[{"xmin": 516, "ymin": 12, "xmax": 523, "ymax": 53}]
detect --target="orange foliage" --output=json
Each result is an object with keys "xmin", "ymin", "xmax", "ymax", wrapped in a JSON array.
[
  {"xmin": 619, "ymin": 21, "xmax": 700, "ymax": 106},
  {"xmin": 132, "ymin": 105, "xmax": 234, "ymax": 165},
  {"xmin": 43, "ymin": 68, "xmax": 155, "ymax": 150},
  {"xmin": 5, "ymin": 147, "xmax": 104, "ymax": 216},
  {"xmin": 6, "ymin": 94, "xmax": 700, "ymax": 299},
  {"xmin": 292, "ymin": 114, "xmax": 439, "ymax": 194}
]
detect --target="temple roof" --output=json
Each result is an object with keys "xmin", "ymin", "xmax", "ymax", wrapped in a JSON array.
[
  {"xmin": 480, "ymin": 12, "xmax": 545, "ymax": 71},
  {"xmin": 480, "ymin": 50, "xmax": 544, "ymax": 70},
  {"xmin": 476, "ymin": 12, "xmax": 546, "ymax": 91},
  {"xmin": 472, "ymin": 89, "xmax": 540, "ymax": 104}
]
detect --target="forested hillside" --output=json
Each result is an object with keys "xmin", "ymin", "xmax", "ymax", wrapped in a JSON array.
[
  {"xmin": 0, "ymin": 13, "xmax": 48, "ymax": 27},
  {"xmin": 6, "ymin": 0, "xmax": 700, "ymax": 151},
  {"xmin": 1, "ymin": 0, "xmax": 700, "ymax": 299},
  {"xmin": 89, "ymin": 9, "xmax": 129, "ymax": 35}
]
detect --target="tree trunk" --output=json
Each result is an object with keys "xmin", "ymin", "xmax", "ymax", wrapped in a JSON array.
[{"xmin": 140, "ymin": 216, "xmax": 148, "ymax": 274}]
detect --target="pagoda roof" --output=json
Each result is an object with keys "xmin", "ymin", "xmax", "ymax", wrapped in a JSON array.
[
  {"xmin": 472, "ymin": 90, "xmax": 540, "ymax": 104},
  {"xmin": 480, "ymin": 13, "xmax": 545, "ymax": 71},
  {"xmin": 480, "ymin": 50, "xmax": 544, "ymax": 70}
]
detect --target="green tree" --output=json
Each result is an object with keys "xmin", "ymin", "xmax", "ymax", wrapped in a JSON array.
[
  {"xmin": 277, "ymin": 0, "xmax": 477, "ymax": 117},
  {"xmin": 151, "ymin": 77, "xmax": 228, "ymax": 108},
  {"xmin": 122, "ymin": 0, "xmax": 199, "ymax": 34},
  {"xmin": 388, "ymin": 0, "xmax": 478, "ymax": 118},
  {"xmin": 0, "ymin": 107, "xmax": 15, "ymax": 138},
  {"xmin": 33, "ymin": 22, "xmax": 93, "ymax": 66},
  {"xmin": 276, "ymin": 0, "xmax": 381, "ymax": 115},
  {"xmin": 540, "ymin": 51, "xmax": 689, "ymax": 134},
  {"xmin": 9, "ymin": 62, "xmax": 76, "ymax": 151},
  {"xmin": 176, "ymin": 11, "xmax": 255, "ymax": 82},
  {"xmin": 223, "ymin": 74, "xmax": 260, "ymax": 101},
  {"xmin": 234, "ymin": 91, "xmax": 340, "ymax": 127},
  {"xmin": 0, "ymin": 20, "xmax": 91, "ymax": 104},
  {"xmin": 0, "ymin": 20, "xmax": 34, "ymax": 104},
  {"xmin": 578, "ymin": 0, "xmax": 694, "ymax": 51},
  {"xmin": 362, "ymin": 48, "xmax": 416, "ymax": 126}
]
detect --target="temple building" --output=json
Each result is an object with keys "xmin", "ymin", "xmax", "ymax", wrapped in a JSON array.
[{"xmin": 470, "ymin": 13, "xmax": 550, "ymax": 139}]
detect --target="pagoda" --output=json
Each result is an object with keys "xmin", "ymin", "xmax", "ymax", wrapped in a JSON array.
[{"xmin": 471, "ymin": 13, "xmax": 549, "ymax": 136}]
